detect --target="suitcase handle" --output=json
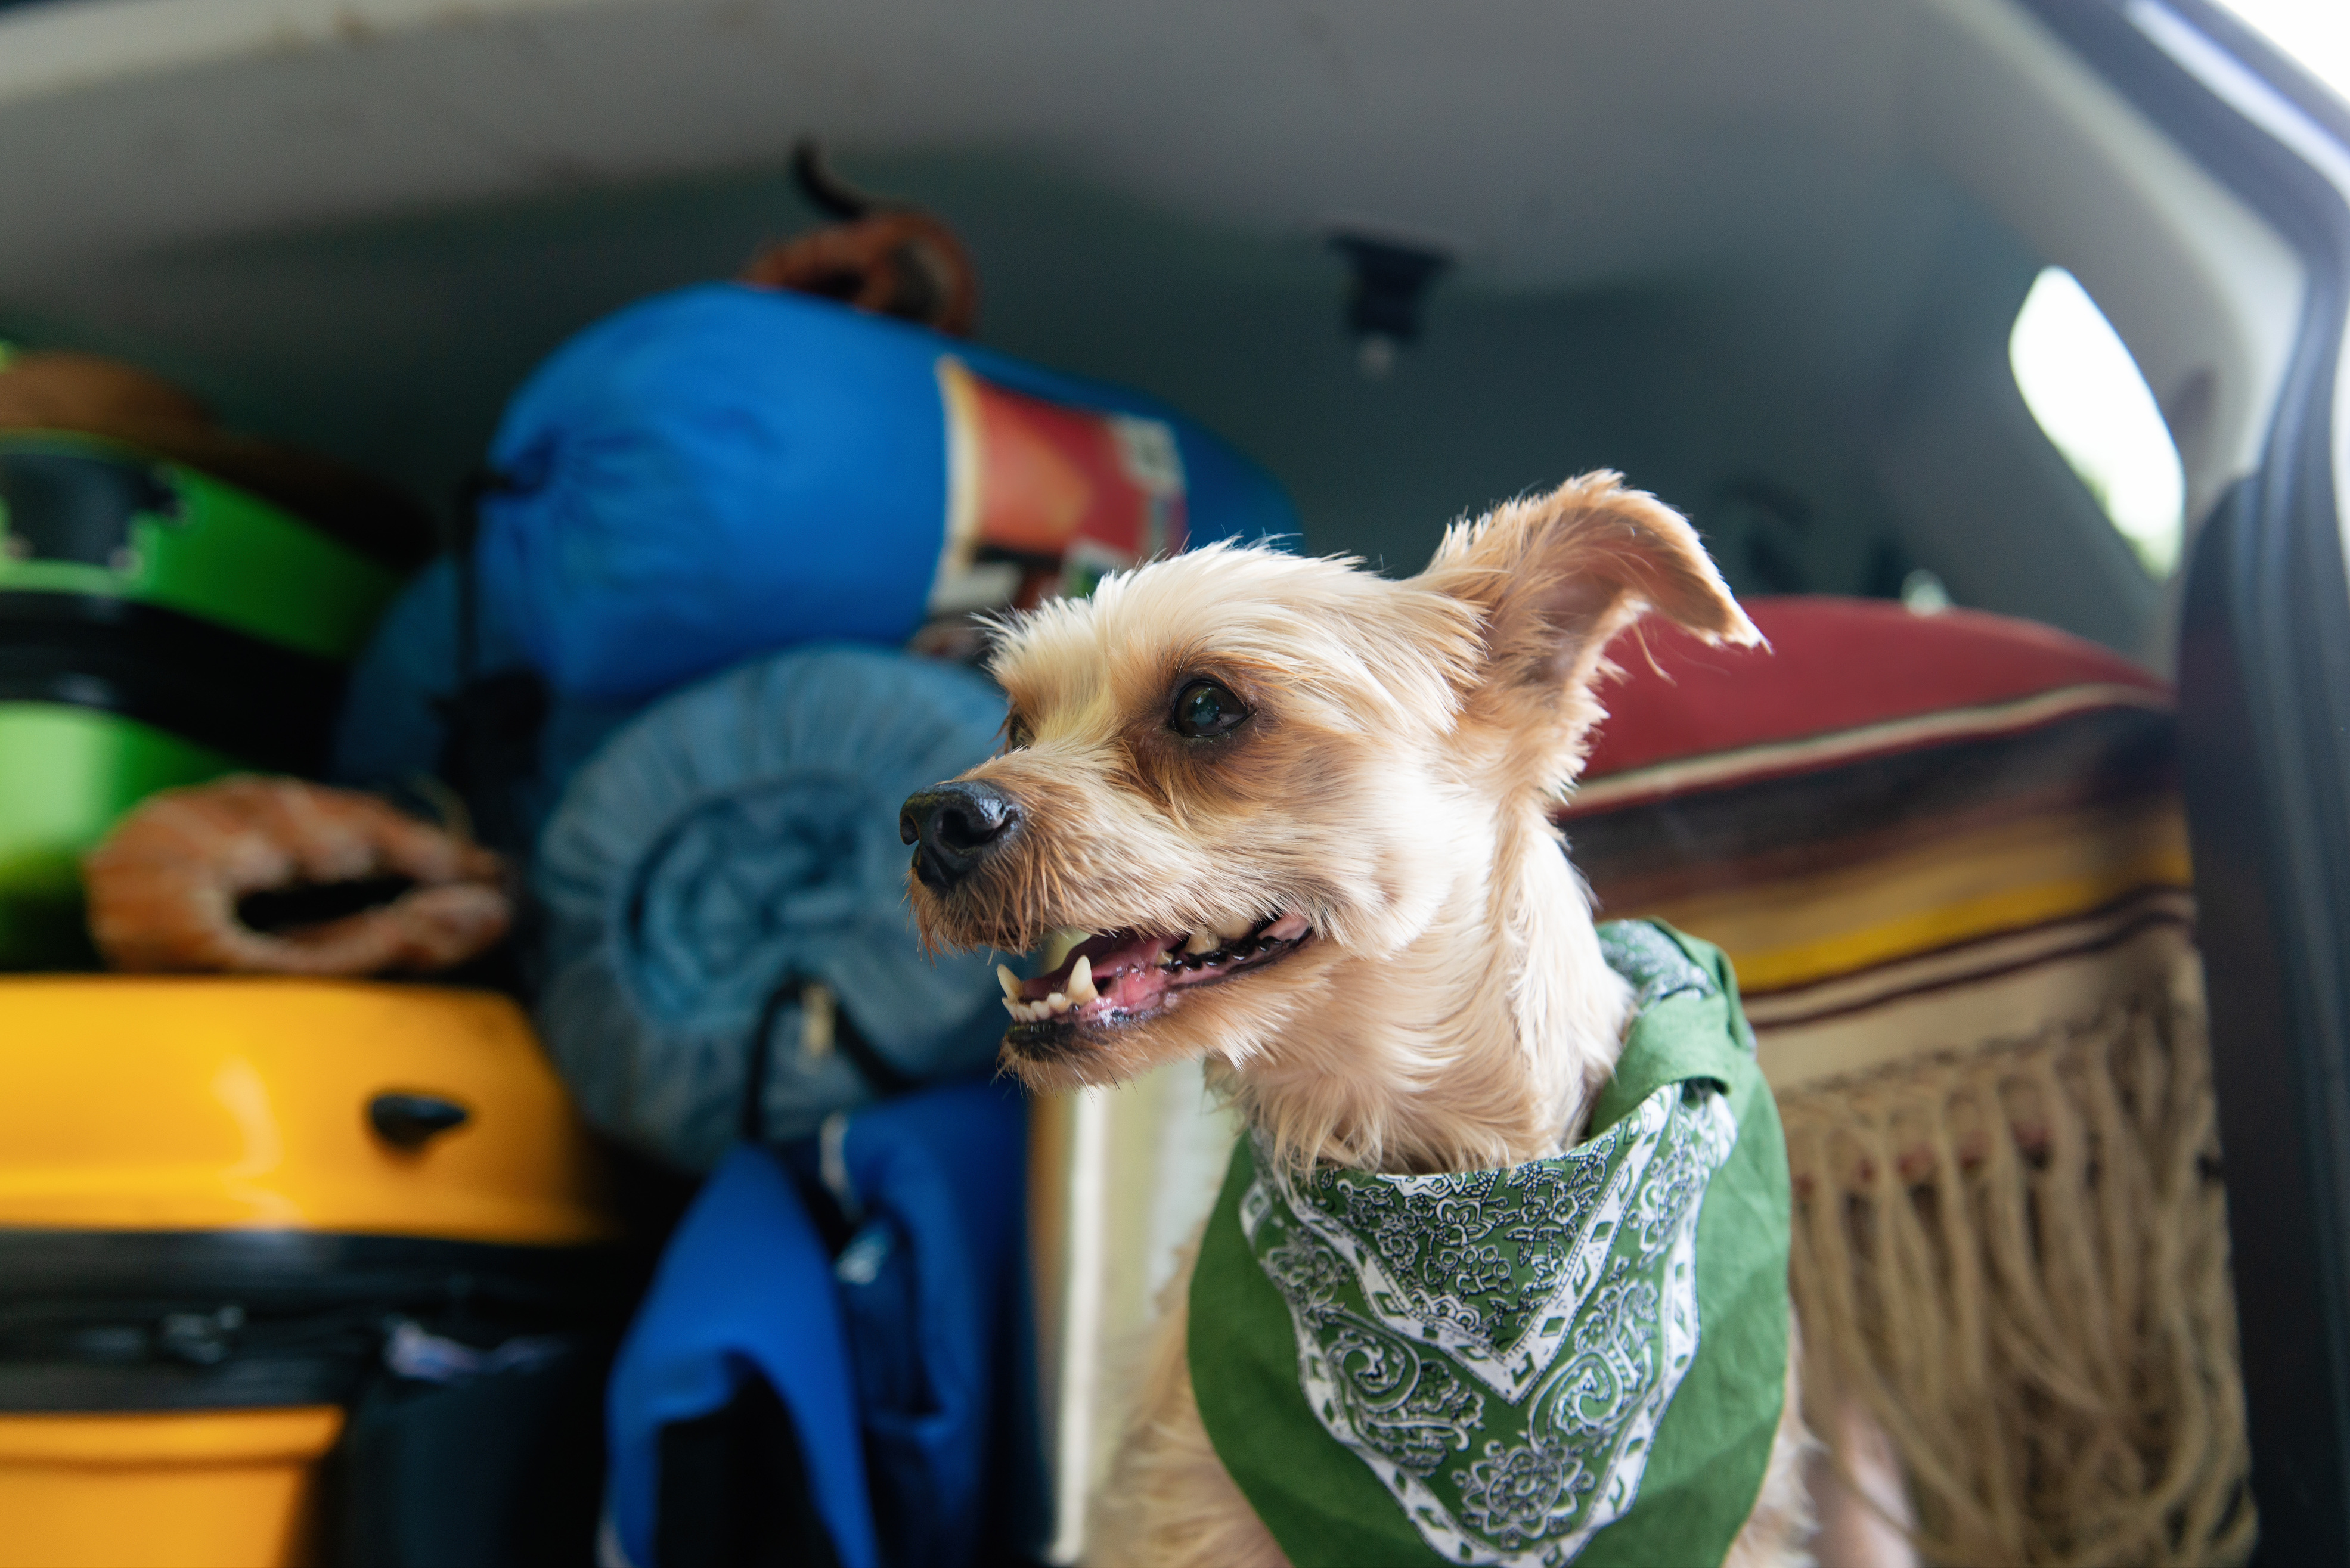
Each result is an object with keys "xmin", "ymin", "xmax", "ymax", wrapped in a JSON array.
[{"xmin": 367, "ymin": 1092, "xmax": 470, "ymax": 1150}]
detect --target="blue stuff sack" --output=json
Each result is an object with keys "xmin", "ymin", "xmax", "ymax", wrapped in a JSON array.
[
  {"xmin": 602, "ymin": 1079, "xmax": 1037, "ymax": 1568},
  {"xmin": 329, "ymin": 556, "xmax": 643, "ymax": 846},
  {"xmin": 534, "ymin": 644, "xmax": 1010, "ymax": 1172},
  {"xmin": 479, "ymin": 282, "xmax": 1296, "ymax": 701}
]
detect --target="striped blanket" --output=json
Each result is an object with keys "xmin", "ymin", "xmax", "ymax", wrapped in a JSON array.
[
  {"xmin": 1561, "ymin": 597, "xmax": 2246, "ymax": 1567},
  {"xmin": 1565, "ymin": 598, "xmax": 2190, "ymax": 1088}
]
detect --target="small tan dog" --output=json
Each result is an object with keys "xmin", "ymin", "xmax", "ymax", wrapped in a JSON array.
[{"xmin": 902, "ymin": 474, "xmax": 1812, "ymax": 1567}]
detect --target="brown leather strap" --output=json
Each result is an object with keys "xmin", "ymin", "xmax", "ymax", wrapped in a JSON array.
[{"xmin": 740, "ymin": 212, "xmax": 978, "ymax": 337}]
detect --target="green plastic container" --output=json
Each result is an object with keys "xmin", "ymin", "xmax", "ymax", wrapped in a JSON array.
[
  {"xmin": 0, "ymin": 707, "xmax": 234, "ymax": 967},
  {"xmin": 0, "ymin": 433, "xmax": 413, "ymax": 967}
]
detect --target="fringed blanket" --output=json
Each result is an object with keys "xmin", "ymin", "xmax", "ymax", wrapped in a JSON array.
[{"xmin": 1561, "ymin": 597, "xmax": 2248, "ymax": 1566}]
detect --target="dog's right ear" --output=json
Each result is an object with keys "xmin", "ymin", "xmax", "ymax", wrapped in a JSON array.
[{"xmin": 1415, "ymin": 472, "xmax": 1760, "ymax": 780}]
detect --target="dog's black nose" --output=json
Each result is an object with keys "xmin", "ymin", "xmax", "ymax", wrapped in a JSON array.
[{"xmin": 900, "ymin": 781, "xmax": 1021, "ymax": 891}]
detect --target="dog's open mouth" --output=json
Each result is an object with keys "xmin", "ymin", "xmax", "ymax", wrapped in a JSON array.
[{"xmin": 998, "ymin": 910, "xmax": 1313, "ymax": 1040}]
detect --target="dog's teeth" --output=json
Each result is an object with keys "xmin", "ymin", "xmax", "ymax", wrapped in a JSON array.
[
  {"xmin": 1003, "ymin": 996, "xmax": 1022, "ymax": 1020},
  {"xmin": 1067, "ymin": 955, "xmax": 1097, "ymax": 1005},
  {"xmin": 1182, "ymin": 930, "xmax": 1217, "ymax": 956},
  {"xmin": 1214, "ymin": 918, "xmax": 1253, "ymax": 945},
  {"xmin": 997, "ymin": 964, "xmax": 1023, "ymax": 1003},
  {"xmin": 1046, "ymin": 992, "xmax": 1070, "ymax": 1015}
]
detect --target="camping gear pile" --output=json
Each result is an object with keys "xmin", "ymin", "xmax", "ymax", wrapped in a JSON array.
[
  {"xmin": 0, "ymin": 349, "xmax": 627, "ymax": 1568},
  {"xmin": 1, "ymin": 187, "xmax": 1297, "ymax": 1568}
]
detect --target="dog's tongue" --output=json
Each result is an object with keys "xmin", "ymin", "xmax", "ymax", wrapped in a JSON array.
[{"xmin": 1020, "ymin": 930, "xmax": 1171, "ymax": 1001}]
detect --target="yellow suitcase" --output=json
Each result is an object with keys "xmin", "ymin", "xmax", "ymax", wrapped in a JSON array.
[{"xmin": 0, "ymin": 978, "xmax": 622, "ymax": 1568}]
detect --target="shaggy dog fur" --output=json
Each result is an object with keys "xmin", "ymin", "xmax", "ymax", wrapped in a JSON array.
[{"xmin": 906, "ymin": 474, "xmax": 1813, "ymax": 1567}]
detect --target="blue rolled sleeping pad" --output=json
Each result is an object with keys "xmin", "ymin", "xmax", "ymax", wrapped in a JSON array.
[
  {"xmin": 478, "ymin": 282, "xmax": 1298, "ymax": 702},
  {"xmin": 532, "ymin": 644, "xmax": 1013, "ymax": 1172}
]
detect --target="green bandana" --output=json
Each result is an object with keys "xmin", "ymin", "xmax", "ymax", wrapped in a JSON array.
[{"xmin": 1190, "ymin": 921, "xmax": 1790, "ymax": 1568}]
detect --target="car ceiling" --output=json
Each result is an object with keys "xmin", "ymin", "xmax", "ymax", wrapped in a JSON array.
[
  {"xmin": 0, "ymin": 0, "xmax": 2305, "ymax": 661},
  {"xmin": 0, "ymin": 0, "xmax": 1926, "ymax": 289}
]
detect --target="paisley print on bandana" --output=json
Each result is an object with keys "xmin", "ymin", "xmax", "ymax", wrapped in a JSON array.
[{"xmin": 1239, "ymin": 1035, "xmax": 1741, "ymax": 1565}]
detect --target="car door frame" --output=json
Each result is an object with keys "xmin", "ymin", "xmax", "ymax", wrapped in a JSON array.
[{"xmin": 2022, "ymin": 1, "xmax": 2350, "ymax": 1560}]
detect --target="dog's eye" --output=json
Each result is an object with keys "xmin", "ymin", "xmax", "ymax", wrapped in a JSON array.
[
  {"xmin": 1171, "ymin": 680, "xmax": 1248, "ymax": 740},
  {"xmin": 1005, "ymin": 716, "xmax": 1033, "ymax": 752}
]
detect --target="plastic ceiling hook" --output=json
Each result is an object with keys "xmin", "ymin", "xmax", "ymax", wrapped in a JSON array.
[{"xmin": 1327, "ymin": 231, "xmax": 1453, "ymax": 380}]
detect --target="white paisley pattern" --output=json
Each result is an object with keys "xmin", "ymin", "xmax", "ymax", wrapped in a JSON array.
[{"xmin": 1240, "ymin": 926, "xmax": 1742, "ymax": 1567}]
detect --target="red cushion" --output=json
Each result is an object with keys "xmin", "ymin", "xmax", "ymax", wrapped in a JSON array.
[
  {"xmin": 1579, "ymin": 597, "xmax": 2166, "ymax": 784},
  {"xmin": 1558, "ymin": 597, "xmax": 2185, "ymax": 1004}
]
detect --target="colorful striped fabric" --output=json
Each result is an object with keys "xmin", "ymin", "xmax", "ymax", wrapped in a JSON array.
[
  {"xmin": 1561, "ymin": 600, "xmax": 2249, "ymax": 1565},
  {"xmin": 1560, "ymin": 597, "xmax": 2192, "ymax": 1087}
]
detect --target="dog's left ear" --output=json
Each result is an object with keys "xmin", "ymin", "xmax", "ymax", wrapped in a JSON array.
[{"xmin": 1416, "ymin": 471, "xmax": 1760, "ymax": 774}]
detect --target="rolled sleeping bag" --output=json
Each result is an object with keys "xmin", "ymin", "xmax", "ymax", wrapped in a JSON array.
[
  {"xmin": 478, "ymin": 282, "xmax": 1297, "ymax": 701},
  {"xmin": 534, "ymin": 644, "xmax": 1010, "ymax": 1172}
]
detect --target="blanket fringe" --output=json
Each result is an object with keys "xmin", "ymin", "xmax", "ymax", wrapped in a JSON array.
[{"xmin": 1780, "ymin": 965, "xmax": 2253, "ymax": 1567}]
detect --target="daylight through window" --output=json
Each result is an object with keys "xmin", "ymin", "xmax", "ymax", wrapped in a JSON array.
[{"xmin": 2009, "ymin": 266, "xmax": 2187, "ymax": 579}]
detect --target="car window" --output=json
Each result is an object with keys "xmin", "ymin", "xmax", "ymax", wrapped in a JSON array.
[{"xmin": 2008, "ymin": 265, "xmax": 2187, "ymax": 577}]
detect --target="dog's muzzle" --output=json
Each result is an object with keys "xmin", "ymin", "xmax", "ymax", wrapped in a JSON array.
[{"xmin": 900, "ymin": 780, "xmax": 1021, "ymax": 892}]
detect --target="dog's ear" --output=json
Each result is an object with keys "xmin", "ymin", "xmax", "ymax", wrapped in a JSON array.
[{"xmin": 1416, "ymin": 472, "xmax": 1760, "ymax": 777}]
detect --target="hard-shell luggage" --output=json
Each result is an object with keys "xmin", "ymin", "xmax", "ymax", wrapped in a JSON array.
[
  {"xmin": 0, "ymin": 978, "xmax": 630, "ymax": 1568},
  {"xmin": 0, "ymin": 435, "xmax": 417, "ymax": 967}
]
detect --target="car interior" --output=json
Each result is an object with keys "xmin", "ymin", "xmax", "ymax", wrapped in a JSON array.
[{"xmin": 1, "ymin": 0, "xmax": 2345, "ymax": 1563}]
